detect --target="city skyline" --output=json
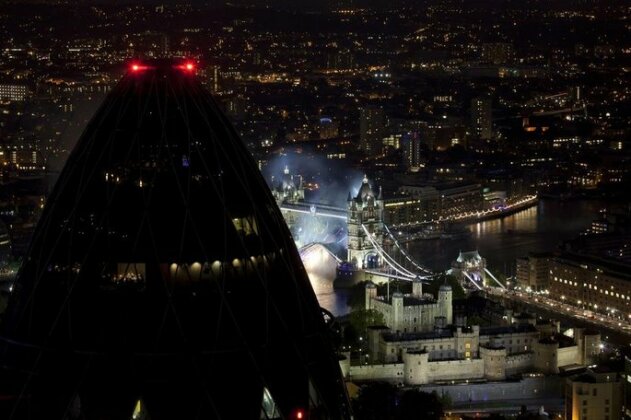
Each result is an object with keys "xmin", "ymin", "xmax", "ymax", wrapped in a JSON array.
[{"xmin": 0, "ymin": 0, "xmax": 629, "ymax": 418}]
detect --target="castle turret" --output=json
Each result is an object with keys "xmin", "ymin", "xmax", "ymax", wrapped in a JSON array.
[
  {"xmin": 480, "ymin": 345, "xmax": 507, "ymax": 381},
  {"xmin": 534, "ymin": 338, "xmax": 559, "ymax": 374},
  {"xmin": 365, "ymin": 282, "xmax": 377, "ymax": 310},
  {"xmin": 367, "ymin": 326, "xmax": 390, "ymax": 362},
  {"xmin": 392, "ymin": 292, "xmax": 404, "ymax": 332},
  {"xmin": 438, "ymin": 284, "xmax": 453, "ymax": 325},
  {"xmin": 403, "ymin": 350, "xmax": 429, "ymax": 385},
  {"xmin": 575, "ymin": 329, "xmax": 601, "ymax": 365},
  {"xmin": 412, "ymin": 277, "xmax": 423, "ymax": 298},
  {"xmin": 455, "ymin": 325, "xmax": 480, "ymax": 359}
]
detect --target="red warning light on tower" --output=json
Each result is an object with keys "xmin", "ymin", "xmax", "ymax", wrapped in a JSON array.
[
  {"xmin": 176, "ymin": 61, "xmax": 196, "ymax": 73},
  {"xmin": 292, "ymin": 408, "xmax": 306, "ymax": 419},
  {"xmin": 129, "ymin": 63, "xmax": 150, "ymax": 73}
]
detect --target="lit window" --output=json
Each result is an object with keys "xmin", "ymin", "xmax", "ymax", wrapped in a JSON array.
[
  {"xmin": 232, "ymin": 216, "xmax": 259, "ymax": 236},
  {"xmin": 115, "ymin": 263, "xmax": 146, "ymax": 283}
]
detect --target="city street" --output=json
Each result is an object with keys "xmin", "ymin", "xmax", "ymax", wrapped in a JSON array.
[{"xmin": 487, "ymin": 287, "xmax": 631, "ymax": 344}]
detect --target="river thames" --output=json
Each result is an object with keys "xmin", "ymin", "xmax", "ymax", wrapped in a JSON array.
[{"xmin": 307, "ymin": 198, "xmax": 604, "ymax": 316}]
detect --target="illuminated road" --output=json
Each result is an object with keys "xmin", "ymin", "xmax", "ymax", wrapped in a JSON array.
[
  {"xmin": 447, "ymin": 398, "xmax": 563, "ymax": 418},
  {"xmin": 447, "ymin": 195, "xmax": 539, "ymax": 223},
  {"xmin": 486, "ymin": 287, "xmax": 631, "ymax": 345}
]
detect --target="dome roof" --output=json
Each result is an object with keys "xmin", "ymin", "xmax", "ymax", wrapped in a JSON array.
[{"xmin": 0, "ymin": 60, "xmax": 350, "ymax": 419}]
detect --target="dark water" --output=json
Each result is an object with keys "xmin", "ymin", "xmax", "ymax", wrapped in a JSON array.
[
  {"xmin": 406, "ymin": 198, "xmax": 602, "ymax": 274},
  {"xmin": 308, "ymin": 198, "xmax": 603, "ymax": 317}
]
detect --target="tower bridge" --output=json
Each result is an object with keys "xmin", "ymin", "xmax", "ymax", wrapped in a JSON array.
[
  {"xmin": 275, "ymin": 171, "xmax": 435, "ymax": 283},
  {"xmin": 275, "ymin": 169, "xmax": 504, "ymax": 288},
  {"xmin": 340, "ymin": 175, "xmax": 434, "ymax": 284}
]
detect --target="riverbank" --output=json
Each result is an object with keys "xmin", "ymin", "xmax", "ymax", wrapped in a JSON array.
[
  {"xmin": 445, "ymin": 195, "xmax": 538, "ymax": 224},
  {"xmin": 394, "ymin": 196, "xmax": 539, "ymax": 243}
]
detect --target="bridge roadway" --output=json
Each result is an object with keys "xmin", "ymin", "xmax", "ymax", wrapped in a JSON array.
[
  {"xmin": 486, "ymin": 287, "xmax": 631, "ymax": 348},
  {"xmin": 299, "ymin": 241, "xmax": 434, "ymax": 282},
  {"xmin": 279, "ymin": 202, "xmax": 346, "ymax": 220}
]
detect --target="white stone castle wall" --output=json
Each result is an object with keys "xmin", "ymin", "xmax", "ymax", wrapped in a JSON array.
[
  {"xmin": 557, "ymin": 345, "xmax": 579, "ymax": 368},
  {"xmin": 349, "ymin": 363, "xmax": 404, "ymax": 383},
  {"xmin": 426, "ymin": 359, "xmax": 485, "ymax": 382},
  {"xmin": 506, "ymin": 353, "xmax": 535, "ymax": 375}
]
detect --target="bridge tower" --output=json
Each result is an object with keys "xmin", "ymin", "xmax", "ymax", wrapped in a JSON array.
[
  {"xmin": 271, "ymin": 165, "xmax": 305, "ymax": 229},
  {"xmin": 271, "ymin": 165, "xmax": 304, "ymax": 206},
  {"xmin": 347, "ymin": 175, "xmax": 384, "ymax": 269}
]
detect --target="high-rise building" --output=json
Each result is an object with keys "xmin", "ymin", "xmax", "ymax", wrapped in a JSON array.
[
  {"xmin": 471, "ymin": 97, "xmax": 493, "ymax": 140},
  {"xmin": 207, "ymin": 65, "xmax": 221, "ymax": 94},
  {"xmin": 319, "ymin": 117, "xmax": 339, "ymax": 139},
  {"xmin": 161, "ymin": 33, "xmax": 169, "ymax": 57},
  {"xmin": 0, "ymin": 60, "xmax": 350, "ymax": 419},
  {"xmin": 359, "ymin": 106, "xmax": 385, "ymax": 154},
  {"xmin": 405, "ymin": 132, "xmax": 423, "ymax": 169},
  {"xmin": 549, "ymin": 250, "xmax": 631, "ymax": 317},
  {"xmin": 515, "ymin": 252, "xmax": 551, "ymax": 291},
  {"xmin": 0, "ymin": 84, "xmax": 29, "ymax": 102}
]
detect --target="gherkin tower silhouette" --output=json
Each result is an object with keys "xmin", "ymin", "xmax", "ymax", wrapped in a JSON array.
[{"xmin": 0, "ymin": 60, "xmax": 351, "ymax": 419}]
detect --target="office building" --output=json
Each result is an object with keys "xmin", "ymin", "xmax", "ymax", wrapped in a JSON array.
[
  {"xmin": 359, "ymin": 106, "xmax": 385, "ymax": 154},
  {"xmin": 471, "ymin": 97, "xmax": 493, "ymax": 140},
  {"xmin": 0, "ymin": 60, "xmax": 351, "ymax": 419}
]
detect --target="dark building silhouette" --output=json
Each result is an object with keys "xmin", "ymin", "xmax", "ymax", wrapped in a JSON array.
[{"xmin": 0, "ymin": 60, "xmax": 351, "ymax": 419}]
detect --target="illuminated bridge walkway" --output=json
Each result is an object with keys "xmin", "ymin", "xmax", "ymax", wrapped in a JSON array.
[{"xmin": 279, "ymin": 202, "xmax": 346, "ymax": 220}]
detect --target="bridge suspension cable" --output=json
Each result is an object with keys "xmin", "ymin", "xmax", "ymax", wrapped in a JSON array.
[
  {"xmin": 363, "ymin": 269, "xmax": 429, "ymax": 282},
  {"xmin": 484, "ymin": 268, "xmax": 506, "ymax": 290},
  {"xmin": 360, "ymin": 224, "xmax": 417, "ymax": 279},
  {"xmin": 463, "ymin": 271, "xmax": 483, "ymax": 291},
  {"xmin": 382, "ymin": 224, "xmax": 433, "ymax": 275}
]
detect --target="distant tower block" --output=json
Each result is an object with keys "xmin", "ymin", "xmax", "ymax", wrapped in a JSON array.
[
  {"xmin": 359, "ymin": 106, "xmax": 385, "ymax": 154},
  {"xmin": 347, "ymin": 175, "xmax": 384, "ymax": 269},
  {"xmin": 471, "ymin": 96, "xmax": 493, "ymax": 140}
]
